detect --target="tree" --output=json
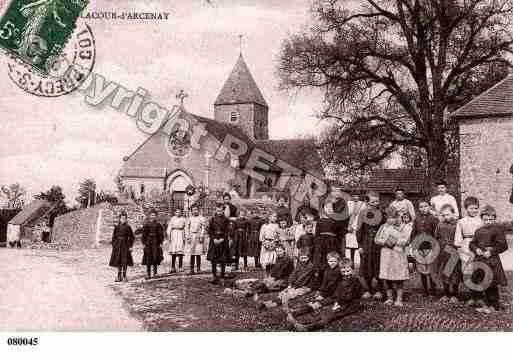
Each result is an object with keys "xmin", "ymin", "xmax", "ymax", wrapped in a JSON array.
[
  {"xmin": 76, "ymin": 178, "xmax": 96, "ymax": 208},
  {"xmin": 1, "ymin": 183, "xmax": 26, "ymax": 209},
  {"xmin": 34, "ymin": 185, "xmax": 68, "ymax": 215},
  {"xmin": 278, "ymin": 0, "xmax": 513, "ymax": 188}
]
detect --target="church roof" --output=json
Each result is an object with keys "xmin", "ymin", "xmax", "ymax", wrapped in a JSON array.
[
  {"xmin": 214, "ymin": 55, "xmax": 268, "ymax": 107},
  {"xmin": 452, "ymin": 74, "xmax": 513, "ymax": 119}
]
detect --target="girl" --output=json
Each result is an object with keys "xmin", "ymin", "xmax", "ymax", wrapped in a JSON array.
[
  {"xmin": 375, "ymin": 207, "xmax": 411, "ymax": 307},
  {"xmin": 259, "ymin": 211, "xmax": 280, "ymax": 276},
  {"xmin": 167, "ymin": 208, "xmax": 187, "ymax": 273},
  {"xmin": 435, "ymin": 204, "xmax": 460, "ymax": 303},
  {"xmin": 109, "ymin": 211, "xmax": 135, "ymax": 282},
  {"xmin": 411, "ymin": 200, "xmax": 439, "ymax": 296},
  {"xmin": 277, "ymin": 218, "xmax": 295, "ymax": 258},
  {"xmin": 232, "ymin": 209, "xmax": 250, "ymax": 271},
  {"xmin": 247, "ymin": 209, "xmax": 264, "ymax": 269},
  {"xmin": 346, "ymin": 191, "xmax": 364, "ymax": 267},
  {"xmin": 185, "ymin": 204, "xmax": 206, "ymax": 275},
  {"xmin": 454, "ymin": 196, "xmax": 483, "ymax": 306}
]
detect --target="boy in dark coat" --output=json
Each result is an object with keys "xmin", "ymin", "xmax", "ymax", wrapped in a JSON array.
[
  {"xmin": 255, "ymin": 247, "xmax": 316, "ymax": 309},
  {"xmin": 357, "ymin": 191, "xmax": 386, "ymax": 299},
  {"xmin": 247, "ymin": 210, "xmax": 264, "ymax": 268},
  {"xmin": 207, "ymin": 202, "xmax": 231, "ymax": 284},
  {"xmin": 230, "ymin": 209, "xmax": 249, "ymax": 271},
  {"xmin": 297, "ymin": 221, "xmax": 315, "ymax": 258},
  {"xmin": 109, "ymin": 211, "xmax": 135, "ymax": 282},
  {"xmin": 470, "ymin": 205, "xmax": 508, "ymax": 313},
  {"xmin": 286, "ymin": 258, "xmax": 362, "ymax": 331},
  {"xmin": 141, "ymin": 209, "xmax": 164, "ymax": 280}
]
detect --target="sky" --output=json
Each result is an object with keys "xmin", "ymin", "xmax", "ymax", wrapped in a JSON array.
[{"xmin": 0, "ymin": 0, "xmax": 328, "ymax": 205}]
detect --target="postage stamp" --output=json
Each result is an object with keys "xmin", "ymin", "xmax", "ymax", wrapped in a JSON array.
[{"xmin": 0, "ymin": 0, "xmax": 89, "ymax": 75}]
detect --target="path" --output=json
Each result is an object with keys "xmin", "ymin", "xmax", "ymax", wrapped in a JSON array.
[{"xmin": 0, "ymin": 248, "xmax": 142, "ymax": 331}]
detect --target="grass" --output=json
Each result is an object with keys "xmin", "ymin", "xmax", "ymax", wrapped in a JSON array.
[{"xmin": 111, "ymin": 268, "xmax": 513, "ymax": 331}]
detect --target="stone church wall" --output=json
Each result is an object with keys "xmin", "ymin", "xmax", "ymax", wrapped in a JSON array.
[
  {"xmin": 459, "ymin": 116, "xmax": 513, "ymax": 220},
  {"xmin": 52, "ymin": 207, "xmax": 100, "ymax": 248}
]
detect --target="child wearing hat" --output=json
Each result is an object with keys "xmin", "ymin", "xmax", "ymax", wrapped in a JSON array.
[
  {"xmin": 141, "ymin": 209, "xmax": 165, "ymax": 279},
  {"xmin": 109, "ymin": 211, "xmax": 135, "ymax": 282}
]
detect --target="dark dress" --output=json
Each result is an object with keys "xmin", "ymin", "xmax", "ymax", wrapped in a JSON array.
[
  {"xmin": 469, "ymin": 224, "xmax": 508, "ymax": 287},
  {"xmin": 295, "ymin": 205, "xmax": 320, "ymax": 222},
  {"xmin": 297, "ymin": 233, "xmax": 314, "ymax": 256},
  {"xmin": 435, "ymin": 220, "xmax": 461, "ymax": 284},
  {"xmin": 234, "ymin": 217, "xmax": 251, "ymax": 257},
  {"xmin": 313, "ymin": 218, "xmax": 341, "ymax": 271},
  {"xmin": 141, "ymin": 220, "xmax": 164, "ymax": 266},
  {"xmin": 247, "ymin": 216, "xmax": 264, "ymax": 257},
  {"xmin": 276, "ymin": 205, "xmax": 292, "ymax": 226},
  {"xmin": 356, "ymin": 207, "xmax": 386, "ymax": 279},
  {"xmin": 207, "ymin": 214, "xmax": 231, "ymax": 263},
  {"xmin": 270, "ymin": 254, "xmax": 295, "ymax": 282},
  {"xmin": 332, "ymin": 198, "xmax": 350, "ymax": 252},
  {"xmin": 109, "ymin": 223, "xmax": 135, "ymax": 267},
  {"xmin": 318, "ymin": 265, "xmax": 342, "ymax": 298},
  {"xmin": 289, "ymin": 261, "xmax": 316, "ymax": 289}
]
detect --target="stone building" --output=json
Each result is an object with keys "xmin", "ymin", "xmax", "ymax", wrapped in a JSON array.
[
  {"xmin": 452, "ymin": 74, "xmax": 513, "ymax": 220},
  {"xmin": 6, "ymin": 199, "xmax": 58, "ymax": 245},
  {"xmin": 119, "ymin": 55, "xmax": 324, "ymax": 215}
]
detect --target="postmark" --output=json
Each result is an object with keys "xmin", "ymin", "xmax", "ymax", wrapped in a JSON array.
[
  {"xmin": 6, "ymin": 19, "xmax": 95, "ymax": 97},
  {"xmin": 0, "ymin": 0, "xmax": 89, "ymax": 75}
]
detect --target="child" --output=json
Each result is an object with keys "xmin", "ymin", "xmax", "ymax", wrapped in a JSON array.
[
  {"xmin": 454, "ymin": 196, "xmax": 483, "ymax": 305},
  {"xmin": 286, "ymin": 258, "xmax": 362, "ymax": 331},
  {"xmin": 239, "ymin": 244, "xmax": 294, "ymax": 299},
  {"xmin": 346, "ymin": 191, "xmax": 364, "ymax": 267},
  {"xmin": 276, "ymin": 194, "xmax": 293, "ymax": 226},
  {"xmin": 278, "ymin": 218, "xmax": 295, "ymax": 258},
  {"xmin": 313, "ymin": 207, "xmax": 341, "ymax": 287},
  {"xmin": 233, "ymin": 209, "xmax": 250, "ymax": 271},
  {"xmin": 375, "ymin": 206, "xmax": 411, "ymax": 306},
  {"xmin": 255, "ymin": 247, "xmax": 316, "ymax": 309},
  {"xmin": 167, "ymin": 208, "xmax": 186, "ymax": 273},
  {"xmin": 411, "ymin": 200, "xmax": 439, "ymax": 296},
  {"xmin": 390, "ymin": 187, "xmax": 416, "ymax": 221},
  {"xmin": 357, "ymin": 191, "xmax": 386, "ymax": 300},
  {"xmin": 109, "ymin": 211, "xmax": 135, "ymax": 282},
  {"xmin": 247, "ymin": 209, "xmax": 264, "ymax": 269},
  {"xmin": 185, "ymin": 204, "xmax": 206, "ymax": 275},
  {"xmin": 315, "ymin": 251, "xmax": 343, "ymax": 301},
  {"xmin": 207, "ymin": 202, "xmax": 231, "ymax": 285},
  {"xmin": 259, "ymin": 211, "xmax": 280, "ymax": 276},
  {"xmin": 435, "ymin": 204, "xmax": 460, "ymax": 303},
  {"xmin": 297, "ymin": 221, "xmax": 315, "ymax": 261},
  {"xmin": 430, "ymin": 180, "xmax": 460, "ymax": 219},
  {"xmin": 141, "ymin": 209, "xmax": 165, "ymax": 280},
  {"xmin": 470, "ymin": 205, "xmax": 508, "ymax": 314}
]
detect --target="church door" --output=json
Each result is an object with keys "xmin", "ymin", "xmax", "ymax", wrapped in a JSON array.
[{"xmin": 167, "ymin": 171, "xmax": 194, "ymax": 213}]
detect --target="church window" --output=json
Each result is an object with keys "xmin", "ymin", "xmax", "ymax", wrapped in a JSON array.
[{"xmin": 230, "ymin": 111, "xmax": 239, "ymax": 122}]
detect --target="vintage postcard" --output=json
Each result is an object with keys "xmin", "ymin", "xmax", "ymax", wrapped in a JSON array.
[{"xmin": 1, "ymin": 0, "xmax": 513, "ymax": 341}]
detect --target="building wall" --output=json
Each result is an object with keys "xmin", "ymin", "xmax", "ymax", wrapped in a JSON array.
[
  {"xmin": 214, "ymin": 103, "xmax": 256, "ymax": 139},
  {"xmin": 459, "ymin": 116, "xmax": 513, "ymax": 220},
  {"xmin": 123, "ymin": 178, "xmax": 164, "ymax": 199},
  {"xmin": 52, "ymin": 207, "xmax": 100, "ymax": 247},
  {"xmin": 253, "ymin": 104, "xmax": 269, "ymax": 140},
  {"xmin": 96, "ymin": 204, "xmax": 146, "ymax": 244}
]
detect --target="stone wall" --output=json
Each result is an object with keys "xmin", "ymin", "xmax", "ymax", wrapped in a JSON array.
[
  {"xmin": 96, "ymin": 203, "xmax": 146, "ymax": 244},
  {"xmin": 52, "ymin": 207, "xmax": 100, "ymax": 247},
  {"xmin": 459, "ymin": 116, "xmax": 513, "ymax": 220}
]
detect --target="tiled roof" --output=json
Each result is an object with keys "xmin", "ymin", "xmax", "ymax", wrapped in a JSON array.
[
  {"xmin": 8, "ymin": 200, "xmax": 54, "ymax": 225},
  {"xmin": 364, "ymin": 169, "xmax": 425, "ymax": 194},
  {"xmin": 119, "ymin": 167, "xmax": 167, "ymax": 178},
  {"xmin": 451, "ymin": 74, "xmax": 513, "ymax": 119},
  {"xmin": 214, "ymin": 55, "xmax": 268, "ymax": 107}
]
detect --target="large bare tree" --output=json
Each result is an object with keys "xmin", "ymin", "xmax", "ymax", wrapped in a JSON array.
[{"xmin": 278, "ymin": 0, "xmax": 513, "ymax": 188}]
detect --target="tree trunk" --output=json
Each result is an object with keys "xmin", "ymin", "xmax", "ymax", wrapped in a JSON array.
[{"xmin": 426, "ymin": 139, "xmax": 447, "ymax": 196}]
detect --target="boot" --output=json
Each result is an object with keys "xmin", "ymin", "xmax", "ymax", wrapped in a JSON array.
[
  {"xmin": 123, "ymin": 271, "xmax": 128, "ymax": 282},
  {"xmin": 190, "ymin": 256, "xmax": 195, "ymax": 275},
  {"xmin": 115, "ymin": 272, "xmax": 122, "ymax": 282}
]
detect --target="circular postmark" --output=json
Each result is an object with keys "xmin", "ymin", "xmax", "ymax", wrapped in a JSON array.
[{"xmin": 6, "ymin": 21, "xmax": 96, "ymax": 97}]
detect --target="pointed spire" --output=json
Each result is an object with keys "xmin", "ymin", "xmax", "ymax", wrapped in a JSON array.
[{"xmin": 214, "ymin": 54, "xmax": 268, "ymax": 107}]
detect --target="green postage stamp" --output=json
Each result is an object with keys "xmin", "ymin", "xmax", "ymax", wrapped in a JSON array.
[{"xmin": 0, "ymin": 0, "xmax": 89, "ymax": 75}]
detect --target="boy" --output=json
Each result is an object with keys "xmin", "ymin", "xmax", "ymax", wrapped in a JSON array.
[
  {"xmin": 411, "ymin": 200, "xmax": 439, "ymax": 296},
  {"xmin": 297, "ymin": 221, "xmax": 315, "ymax": 262},
  {"xmin": 255, "ymin": 247, "xmax": 316, "ymax": 309},
  {"xmin": 314, "ymin": 207, "xmax": 341, "ymax": 287},
  {"xmin": 454, "ymin": 196, "xmax": 483, "ymax": 305},
  {"xmin": 242, "ymin": 244, "xmax": 294, "ymax": 298},
  {"xmin": 247, "ymin": 209, "xmax": 263, "ymax": 269},
  {"xmin": 315, "ymin": 251, "xmax": 343, "ymax": 301},
  {"xmin": 430, "ymin": 180, "xmax": 459, "ymax": 219},
  {"xmin": 357, "ymin": 191, "xmax": 386, "ymax": 299},
  {"xmin": 141, "ymin": 209, "xmax": 164, "ymax": 280},
  {"xmin": 470, "ymin": 205, "xmax": 508, "ymax": 314},
  {"xmin": 207, "ymin": 202, "xmax": 231, "ymax": 285},
  {"xmin": 287, "ymin": 258, "xmax": 362, "ymax": 331},
  {"xmin": 234, "ymin": 209, "xmax": 251, "ymax": 271}
]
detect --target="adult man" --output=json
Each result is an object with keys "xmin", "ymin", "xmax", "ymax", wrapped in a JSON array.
[
  {"xmin": 430, "ymin": 180, "xmax": 459, "ymax": 219},
  {"xmin": 323, "ymin": 185, "xmax": 350, "ymax": 257},
  {"xmin": 295, "ymin": 195, "xmax": 320, "ymax": 222},
  {"xmin": 276, "ymin": 193, "xmax": 293, "ymax": 226},
  {"xmin": 223, "ymin": 192, "xmax": 238, "ymax": 219},
  {"xmin": 390, "ymin": 187, "xmax": 416, "ymax": 221}
]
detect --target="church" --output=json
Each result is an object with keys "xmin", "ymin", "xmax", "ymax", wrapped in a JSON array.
[{"xmin": 119, "ymin": 54, "xmax": 324, "ymax": 213}]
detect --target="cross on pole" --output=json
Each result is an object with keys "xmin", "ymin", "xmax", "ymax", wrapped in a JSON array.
[
  {"xmin": 176, "ymin": 89, "xmax": 188, "ymax": 106},
  {"xmin": 239, "ymin": 34, "xmax": 243, "ymax": 54}
]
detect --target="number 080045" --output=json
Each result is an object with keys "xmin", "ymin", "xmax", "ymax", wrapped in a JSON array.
[{"xmin": 7, "ymin": 337, "xmax": 39, "ymax": 345}]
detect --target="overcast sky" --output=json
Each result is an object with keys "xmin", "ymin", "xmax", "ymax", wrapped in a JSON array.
[{"xmin": 0, "ymin": 0, "xmax": 327, "ymax": 204}]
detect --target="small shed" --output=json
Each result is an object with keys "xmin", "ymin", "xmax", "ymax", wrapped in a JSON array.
[{"xmin": 7, "ymin": 200, "xmax": 58, "ymax": 245}]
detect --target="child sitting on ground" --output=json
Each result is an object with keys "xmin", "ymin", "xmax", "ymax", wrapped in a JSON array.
[
  {"xmin": 232, "ymin": 244, "xmax": 294, "ymax": 299},
  {"xmin": 286, "ymin": 258, "xmax": 362, "ymax": 331},
  {"xmin": 470, "ymin": 205, "xmax": 508, "ymax": 314},
  {"xmin": 254, "ymin": 247, "xmax": 316, "ymax": 310}
]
